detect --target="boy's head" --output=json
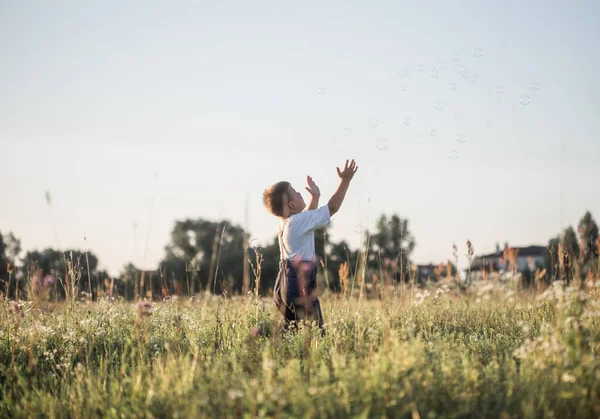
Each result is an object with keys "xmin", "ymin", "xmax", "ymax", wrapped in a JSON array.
[{"xmin": 263, "ymin": 181, "xmax": 306, "ymax": 218}]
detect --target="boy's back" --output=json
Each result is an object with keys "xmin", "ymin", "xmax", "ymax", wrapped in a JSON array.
[
  {"xmin": 278, "ymin": 205, "xmax": 330, "ymax": 262},
  {"xmin": 262, "ymin": 159, "xmax": 358, "ymax": 331}
]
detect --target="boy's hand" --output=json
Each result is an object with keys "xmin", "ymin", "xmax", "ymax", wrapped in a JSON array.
[
  {"xmin": 336, "ymin": 159, "xmax": 358, "ymax": 181},
  {"xmin": 305, "ymin": 176, "xmax": 320, "ymax": 197}
]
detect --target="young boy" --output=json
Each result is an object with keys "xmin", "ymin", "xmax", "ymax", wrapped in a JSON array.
[{"xmin": 262, "ymin": 159, "xmax": 358, "ymax": 331}]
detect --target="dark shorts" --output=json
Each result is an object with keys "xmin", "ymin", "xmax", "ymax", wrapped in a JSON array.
[{"xmin": 273, "ymin": 260, "xmax": 324, "ymax": 331}]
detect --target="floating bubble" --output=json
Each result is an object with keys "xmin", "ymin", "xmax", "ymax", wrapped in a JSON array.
[
  {"xmin": 473, "ymin": 48, "xmax": 483, "ymax": 57},
  {"xmin": 403, "ymin": 117, "xmax": 411, "ymax": 126},
  {"xmin": 368, "ymin": 117, "xmax": 379, "ymax": 128},
  {"xmin": 520, "ymin": 95, "xmax": 531, "ymax": 105},
  {"xmin": 430, "ymin": 69, "xmax": 439, "ymax": 78},
  {"xmin": 485, "ymin": 120, "xmax": 493, "ymax": 128},
  {"xmin": 459, "ymin": 69, "xmax": 470, "ymax": 80},
  {"xmin": 439, "ymin": 60, "xmax": 449, "ymax": 69},
  {"xmin": 372, "ymin": 167, "xmax": 383, "ymax": 175},
  {"xmin": 531, "ymin": 82, "xmax": 540, "ymax": 91},
  {"xmin": 449, "ymin": 150, "xmax": 460, "ymax": 160},
  {"xmin": 501, "ymin": 40, "xmax": 509, "ymax": 48},
  {"xmin": 453, "ymin": 112, "xmax": 461, "ymax": 120},
  {"xmin": 433, "ymin": 101, "xmax": 445, "ymax": 111},
  {"xmin": 396, "ymin": 67, "xmax": 411, "ymax": 77},
  {"xmin": 413, "ymin": 134, "xmax": 423, "ymax": 144},
  {"xmin": 453, "ymin": 64, "xmax": 463, "ymax": 73},
  {"xmin": 469, "ymin": 74, "xmax": 479, "ymax": 84},
  {"xmin": 355, "ymin": 225, "xmax": 365, "ymax": 234},
  {"xmin": 430, "ymin": 129, "xmax": 438, "ymax": 137},
  {"xmin": 456, "ymin": 133, "xmax": 467, "ymax": 143},
  {"xmin": 375, "ymin": 137, "xmax": 389, "ymax": 150},
  {"xmin": 452, "ymin": 53, "xmax": 460, "ymax": 61},
  {"xmin": 450, "ymin": 83, "xmax": 458, "ymax": 91},
  {"xmin": 342, "ymin": 126, "xmax": 354, "ymax": 137},
  {"xmin": 418, "ymin": 64, "xmax": 425, "ymax": 72},
  {"xmin": 317, "ymin": 87, "xmax": 327, "ymax": 95},
  {"xmin": 494, "ymin": 86, "xmax": 505, "ymax": 95},
  {"xmin": 399, "ymin": 85, "xmax": 407, "ymax": 92}
]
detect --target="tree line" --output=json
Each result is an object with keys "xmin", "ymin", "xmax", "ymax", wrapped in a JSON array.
[{"xmin": 1, "ymin": 211, "xmax": 598, "ymax": 301}]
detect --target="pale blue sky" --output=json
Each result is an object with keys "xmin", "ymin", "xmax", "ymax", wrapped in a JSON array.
[{"xmin": 1, "ymin": 1, "xmax": 599, "ymax": 274}]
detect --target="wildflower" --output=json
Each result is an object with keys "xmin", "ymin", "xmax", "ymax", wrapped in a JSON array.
[
  {"xmin": 228, "ymin": 389, "xmax": 244, "ymax": 400},
  {"xmin": 32, "ymin": 272, "xmax": 42, "ymax": 295},
  {"xmin": 466, "ymin": 240, "xmax": 474, "ymax": 263},
  {"xmin": 10, "ymin": 301, "xmax": 24, "ymax": 318},
  {"xmin": 137, "ymin": 301, "xmax": 152, "ymax": 317},
  {"xmin": 43, "ymin": 275, "xmax": 55, "ymax": 288},
  {"xmin": 250, "ymin": 326, "xmax": 261, "ymax": 338},
  {"xmin": 561, "ymin": 372, "xmax": 576, "ymax": 383}
]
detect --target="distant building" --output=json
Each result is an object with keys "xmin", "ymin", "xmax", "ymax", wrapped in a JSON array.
[
  {"xmin": 469, "ymin": 244, "xmax": 549, "ymax": 273},
  {"xmin": 416, "ymin": 262, "xmax": 456, "ymax": 282}
]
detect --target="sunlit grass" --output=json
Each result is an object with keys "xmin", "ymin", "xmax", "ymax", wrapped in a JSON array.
[{"xmin": 1, "ymin": 278, "xmax": 599, "ymax": 418}]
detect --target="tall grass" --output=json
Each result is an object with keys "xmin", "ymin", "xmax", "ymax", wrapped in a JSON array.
[{"xmin": 1, "ymin": 277, "xmax": 599, "ymax": 418}]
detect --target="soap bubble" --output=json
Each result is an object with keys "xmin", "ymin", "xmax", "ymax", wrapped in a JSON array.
[
  {"xmin": 450, "ymin": 83, "xmax": 458, "ymax": 91},
  {"xmin": 396, "ymin": 68, "xmax": 411, "ymax": 77},
  {"xmin": 439, "ymin": 60, "xmax": 449, "ymax": 69},
  {"xmin": 449, "ymin": 150, "xmax": 460, "ymax": 160},
  {"xmin": 469, "ymin": 74, "xmax": 479, "ymax": 84},
  {"xmin": 317, "ymin": 87, "xmax": 327, "ymax": 95},
  {"xmin": 372, "ymin": 167, "xmax": 383, "ymax": 175},
  {"xmin": 430, "ymin": 129, "xmax": 438, "ymax": 137},
  {"xmin": 418, "ymin": 64, "xmax": 425, "ymax": 72},
  {"xmin": 368, "ymin": 117, "xmax": 379, "ymax": 128},
  {"xmin": 399, "ymin": 85, "xmax": 407, "ymax": 92},
  {"xmin": 531, "ymin": 82, "xmax": 540, "ymax": 91},
  {"xmin": 433, "ymin": 101, "xmax": 445, "ymax": 111},
  {"xmin": 452, "ymin": 53, "xmax": 460, "ymax": 61},
  {"xmin": 375, "ymin": 137, "xmax": 389, "ymax": 150},
  {"xmin": 342, "ymin": 126, "xmax": 354, "ymax": 137},
  {"xmin": 473, "ymin": 48, "xmax": 483, "ymax": 57},
  {"xmin": 403, "ymin": 117, "xmax": 411, "ymax": 126},
  {"xmin": 520, "ymin": 95, "xmax": 531, "ymax": 105},
  {"xmin": 459, "ymin": 69, "xmax": 470, "ymax": 80},
  {"xmin": 453, "ymin": 112, "xmax": 461, "ymax": 120},
  {"xmin": 430, "ymin": 69, "xmax": 440, "ymax": 78},
  {"xmin": 355, "ymin": 225, "xmax": 365, "ymax": 234},
  {"xmin": 413, "ymin": 134, "xmax": 423, "ymax": 144},
  {"xmin": 494, "ymin": 86, "xmax": 505, "ymax": 95},
  {"xmin": 456, "ymin": 133, "xmax": 467, "ymax": 143},
  {"xmin": 485, "ymin": 120, "xmax": 493, "ymax": 128},
  {"xmin": 501, "ymin": 40, "xmax": 509, "ymax": 48}
]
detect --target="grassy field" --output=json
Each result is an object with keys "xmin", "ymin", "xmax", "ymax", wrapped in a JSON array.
[{"xmin": 1, "ymin": 278, "xmax": 599, "ymax": 418}]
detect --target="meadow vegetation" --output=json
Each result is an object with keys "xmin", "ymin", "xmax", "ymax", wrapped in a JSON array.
[{"xmin": 1, "ymin": 269, "xmax": 599, "ymax": 418}]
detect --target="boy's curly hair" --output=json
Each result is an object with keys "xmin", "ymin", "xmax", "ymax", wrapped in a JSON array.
[{"xmin": 263, "ymin": 181, "xmax": 290, "ymax": 217}]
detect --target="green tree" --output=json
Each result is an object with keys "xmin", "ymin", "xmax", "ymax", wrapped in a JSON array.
[
  {"xmin": 578, "ymin": 211, "xmax": 599, "ymax": 262},
  {"xmin": 22, "ymin": 249, "xmax": 99, "ymax": 299},
  {"xmin": 369, "ymin": 214, "xmax": 415, "ymax": 282},
  {"xmin": 160, "ymin": 219, "xmax": 245, "ymax": 295}
]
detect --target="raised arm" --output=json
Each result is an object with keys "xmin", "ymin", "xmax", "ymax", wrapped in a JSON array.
[
  {"xmin": 327, "ymin": 159, "xmax": 358, "ymax": 217},
  {"xmin": 305, "ymin": 176, "xmax": 320, "ymax": 211}
]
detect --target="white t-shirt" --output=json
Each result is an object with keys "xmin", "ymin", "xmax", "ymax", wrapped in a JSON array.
[{"xmin": 278, "ymin": 205, "xmax": 331, "ymax": 261}]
